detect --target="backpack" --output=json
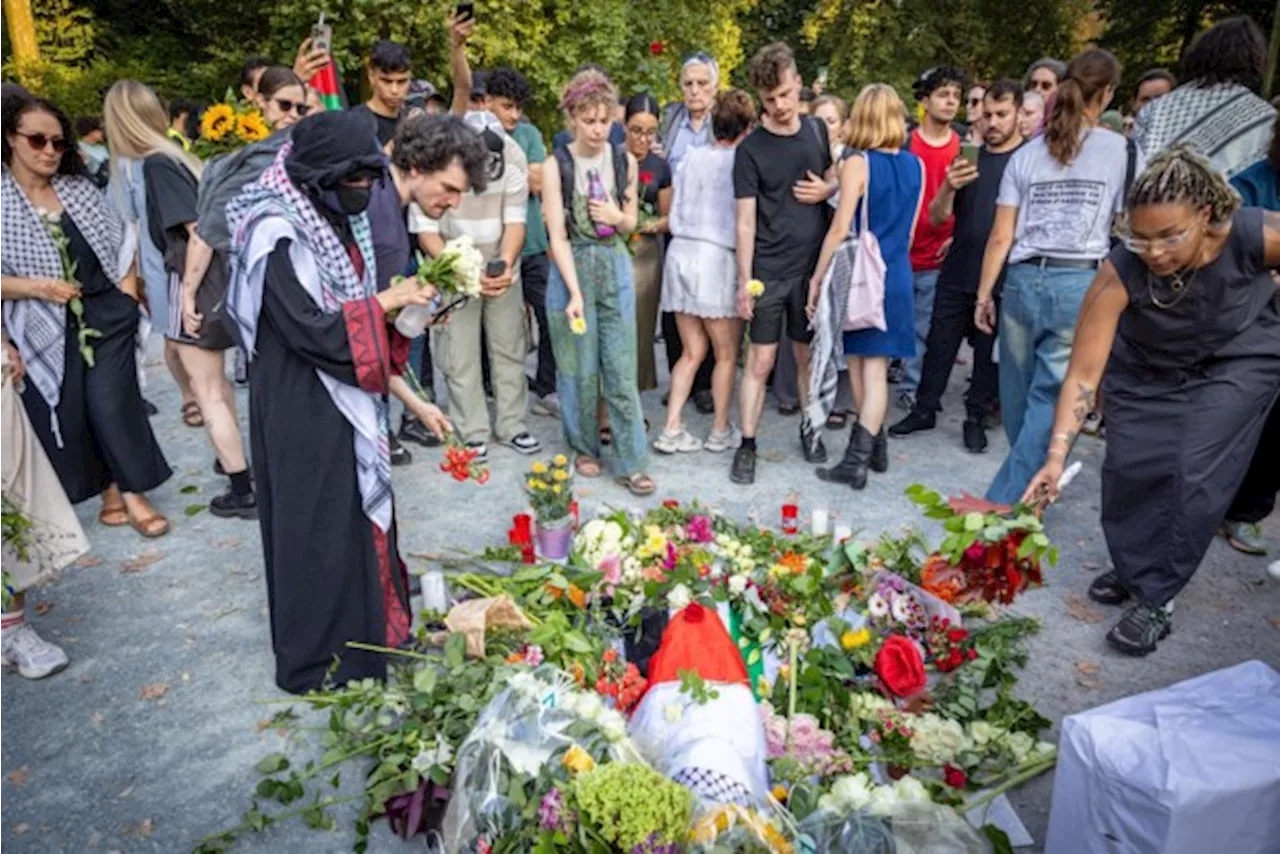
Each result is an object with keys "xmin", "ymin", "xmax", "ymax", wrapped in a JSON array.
[
  {"xmin": 843, "ymin": 153, "xmax": 887, "ymax": 332},
  {"xmin": 553, "ymin": 143, "xmax": 630, "ymax": 239}
]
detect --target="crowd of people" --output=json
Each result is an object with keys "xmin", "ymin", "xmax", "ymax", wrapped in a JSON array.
[{"xmin": 1, "ymin": 12, "xmax": 1276, "ymax": 687}]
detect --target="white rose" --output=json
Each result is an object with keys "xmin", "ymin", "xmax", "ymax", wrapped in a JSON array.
[
  {"xmin": 728, "ymin": 575, "xmax": 748, "ymax": 596},
  {"xmin": 827, "ymin": 773, "xmax": 873, "ymax": 810},
  {"xmin": 867, "ymin": 783, "xmax": 902, "ymax": 816},
  {"xmin": 892, "ymin": 775, "xmax": 931, "ymax": 804},
  {"xmin": 573, "ymin": 690, "xmax": 605, "ymax": 722},
  {"xmin": 969, "ymin": 721, "xmax": 996, "ymax": 745},
  {"xmin": 667, "ymin": 583, "xmax": 692, "ymax": 610}
]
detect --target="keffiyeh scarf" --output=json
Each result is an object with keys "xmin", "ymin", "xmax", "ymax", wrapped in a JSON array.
[
  {"xmin": 225, "ymin": 144, "xmax": 394, "ymax": 533},
  {"xmin": 1, "ymin": 168, "xmax": 132, "ymax": 445},
  {"xmin": 1132, "ymin": 83, "xmax": 1276, "ymax": 179}
]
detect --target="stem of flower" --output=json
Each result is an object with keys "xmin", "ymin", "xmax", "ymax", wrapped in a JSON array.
[{"xmin": 960, "ymin": 755, "xmax": 1057, "ymax": 815}]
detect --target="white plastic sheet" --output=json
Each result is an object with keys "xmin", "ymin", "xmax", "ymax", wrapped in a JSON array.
[{"xmin": 1045, "ymin": 660, "xmax": 1280, "ymax": 854}]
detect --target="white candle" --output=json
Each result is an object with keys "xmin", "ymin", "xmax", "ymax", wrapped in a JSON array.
[
  {"xmin": 812, "ymin": 507, "xmax": 830, "ymax": 536},
  {"xmin": 833, "ymin": 524, "xmax": 853, "ymax": 543}
]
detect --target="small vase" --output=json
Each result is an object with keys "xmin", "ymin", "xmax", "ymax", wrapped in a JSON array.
[{"xmin": 535, "ymin": 515, "xmax": 575, "ymax": 561}]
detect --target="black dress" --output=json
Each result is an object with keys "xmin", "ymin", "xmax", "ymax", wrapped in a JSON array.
[
  {"xmin": 1101, "ymin": 208, "xmax": 1280, "ymax": 605},
  {"xmin": 249, "ymin": 239, "xmax": 411, "ymax": 694},
  {"xmin": 20, "ymin": 215, "xmax": 171, "ymax": 503}
]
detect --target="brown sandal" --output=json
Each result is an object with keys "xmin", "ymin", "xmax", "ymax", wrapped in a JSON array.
[
  {"xmin": 616, "ymin": 473, "xmax": 655, "ymax": 497},
  {"xmin": 98, "ymin": 503, "xmax": 129, "ymax": 527},
  {"xmin": 574, "ymin": 456, "xmax": 602, "ymax": 478},
  {"xmin": 181, "ymin": 401, "xmax": 204, "ymax": 428},
  {"xmin": 128, "ymin": 512, "xmax": 170, "ymax": 539}
]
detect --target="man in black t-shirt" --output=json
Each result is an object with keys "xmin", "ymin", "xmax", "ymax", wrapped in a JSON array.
[
  {"xmin": 730, "ymin": 42, "xmax": 835, "ymax": 485},
  {"xmin": 350, "ymin": 40, "xmax": 412, "ymax": 149},
  {"xmin": 889, "ymin": 80, "xmax": 1026, "ymax": 453}
]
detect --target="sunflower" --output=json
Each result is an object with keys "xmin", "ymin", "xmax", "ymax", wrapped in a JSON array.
[
  {"xmin": 200, "ymin": 103, "xmax": 236, "ymax": 141},
  {"xmin": 235, "ymin": 110, "xmax": 270, "ymax": 143}
]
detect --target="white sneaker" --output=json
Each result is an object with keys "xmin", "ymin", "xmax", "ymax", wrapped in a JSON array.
[
  {"xmin": 704, "ymin": 426, "xmax": 740, "ymax": 453},
  {"xmin": 653, "ymin": 427, "xmax": 703, "ymax": 454},
  {"xmin": 2, "ymin": 623, "xmax": 69, "ymax": 679}
]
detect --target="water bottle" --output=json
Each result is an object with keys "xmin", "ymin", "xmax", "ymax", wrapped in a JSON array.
[
  {"xmin": 586, "ymin": 168, "xmax": 615, "ymax": 238},
  {"xmin": 393, "ymin": 294, "xmax": 441, "ymax": 339}
]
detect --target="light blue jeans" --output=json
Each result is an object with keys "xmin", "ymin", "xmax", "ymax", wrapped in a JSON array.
[
  {"xmin": 899, "ymin": 269, "xmax": 939, "ymax": 399},
  {"xmin": 986, "ymin": 263, "xmax": 1095, "ymax": 504}
]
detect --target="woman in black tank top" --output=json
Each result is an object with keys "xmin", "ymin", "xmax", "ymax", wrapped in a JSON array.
[{"xmin": 1022, "ymin": 146, "xmax": 1280, "ymax": 657}]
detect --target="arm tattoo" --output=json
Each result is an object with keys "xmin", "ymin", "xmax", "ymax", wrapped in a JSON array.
[{"xmin": 1063, "ymin": 381, "xmax": 1097, "ymax": 448}]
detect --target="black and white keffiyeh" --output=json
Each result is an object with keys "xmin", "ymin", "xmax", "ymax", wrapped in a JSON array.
[
  {"xmin": 225, "ymin": 142, "xmax": 394, "ymax": 533},
  {"xmin": 1132, "ymin": 83, "xmax": 1276, "ymax": 179},
  {"xmin": 1, "ymin": 168, "xmax": 132, "ymax": 444}
]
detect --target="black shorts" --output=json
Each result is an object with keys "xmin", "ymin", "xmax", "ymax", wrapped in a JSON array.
[{"xmin": 750, "ymin": 275, "xmax": 813, "ymax": 345}]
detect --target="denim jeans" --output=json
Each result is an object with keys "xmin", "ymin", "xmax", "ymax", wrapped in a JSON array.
[
  {"xmin": 899, "ymin": 269, "xmax": 940, "ymax": 399},
  {"xmin": 986, "ymin": 263, "xmax": 1095, "ymax": 504}
]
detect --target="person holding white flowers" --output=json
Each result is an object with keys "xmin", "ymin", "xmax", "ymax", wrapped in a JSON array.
[
  {"xmin": 410, "ymin": 108, "xmax": 541, "ymax": 458},
  {"xmin": 224, "ymin": 111, "xmax": 482, "ymax": 693},
  {"xmin": 2, "ymin": 89, "xmax": 172, "ymax": 537}
]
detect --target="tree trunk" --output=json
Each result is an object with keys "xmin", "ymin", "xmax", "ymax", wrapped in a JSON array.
[
  {"xmin": 1267, "ymin": 1, "xmax": 1280, "ymax": 99},
  {"xmin": 3, "ymin": 0, "xmax": 40, "ymax": 65}
]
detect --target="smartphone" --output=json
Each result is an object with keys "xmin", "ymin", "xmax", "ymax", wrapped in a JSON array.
[
  {"xmin": 960, "ymin": 143, "xmax": 980, "ymax": 167},
  {"xmin": 310, "ymin": 13, "xmax": 332, "ymax": 54},
  {"xmin": 484, "ymin": 259, "xmax": 507, "ymax": 278},
  {"xmin": 455, "ymin": 2, "xmax": 474, "ymax": 21}
]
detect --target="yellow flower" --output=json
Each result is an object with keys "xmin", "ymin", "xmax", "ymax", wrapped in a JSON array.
[
  {"xmin": 570, "ymin": 316, "xmax": 587, "ymax": 335},
  {"xmin": 200, "ymin": 103, "xmax": 236, "ymax": 141},
  {"xmin": 552, "ymin": 454, "xmax": 568, "ymax": 467},
  {"xmin": 553, "ymin": 469, "xmax": 570, "ymax": 483},
  {"xmin": 747, "ymin": 279, "xmax": 766, "ymax": 298},
  {"xmin": 528, "ymin": 479, "xmax": 546, "ymax": 490},
  {"xmin": 562, "ymin": 745, "xmax": 596, "ymax": 774},
  {"xmin": 771, "ymin": 784, "xmax": 789, "ymax": 803},
  {"xmin": 235, "ymin": 110, "xmax": 269, "ymax": 142},
  {"xmin": 792, "ymin": 613, "xmax": 807, "ymax": 627},
  {"xmin": 841, "ymin": 627, "xmax": 872, "ymax": 650},
  {"xmin": 552, "ymin": 484, "xmax": 562, "ymax": 495},
  {"xmin": 756, "ymin": 675, "xmax": 772, "ymax": 698},
  {"xmin": 531, "ymin": 462, "xmax": 549, "ymax": 474}
]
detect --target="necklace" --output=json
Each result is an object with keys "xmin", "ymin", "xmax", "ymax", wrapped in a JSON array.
[{"xmin": 1147, "ymin": 266, "xmax": 1199, "ymax": 310}]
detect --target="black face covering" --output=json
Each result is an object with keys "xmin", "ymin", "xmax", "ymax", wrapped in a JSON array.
[{"xmin": 319, "ymin": 184, "xmax": 372, "ymax": 216}]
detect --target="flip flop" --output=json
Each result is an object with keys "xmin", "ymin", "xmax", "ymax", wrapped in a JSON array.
[
  {"xmin": 574, "ymin": 456, "xmax": 602, "ymax": 478},
  {"xmin": 181, "ymin": 401, "xmax": 204, "ymax": 428},
  {"xmin": 128, "ymin": 512, "xmax": 170, "ymax": 539},
  {"xmin": 616, "ymin": 473, "xmax": 655, "ymax": 497}
]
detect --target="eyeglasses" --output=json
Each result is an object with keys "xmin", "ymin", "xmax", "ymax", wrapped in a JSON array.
[
  {"xmin": 273, "ymin": 98, "xmax": 312, "ymax": 117},
  {"xmin": 627, "ymin": 126, "xmax": 657, "ymax": 139},
  {"xmin": 1121, "ymin": 224, "xmax": 1197, "ymax": 254},
  {"xmin": 16, "ymin": 132, "xmax": 69, "ymax": 154}
]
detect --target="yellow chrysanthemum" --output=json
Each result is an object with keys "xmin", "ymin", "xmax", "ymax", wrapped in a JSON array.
[
  {"xmin": 553, "ymin": 469, "xmax": 569, "ymax": 483},
  {"xmin": 235, "ymin": 110, "xmax": 269, "ymax": 142},
  {"xmin": 552, "ymin": 484, "xmax": 562, "ymax": 495},
  {"xmin": 528, "ymin": 479, "xmax": 546, "ymax": 490},
  {"xmin": 552, "ymin": 454, "xmax": 568, "ymax": 467},
  {"xmin": 562, "ymin": 745, "xmax": 595, "ymax": 774},
  {"xmin": 569, "ymin": 316, "xmax": 587, "ymax": 335},
  {"xmin": 531, "ymin": 462, "xmax": 549, "ymax": 474},
  {"xmin": 747, "ymin": 279, "xmax": 766, "ymax": 298},
  {"xmin": 841, "ymin": 627, "xmax": 872, "ymax": 650},
  {"xmin": 200, "ymin": 103, "xmax": 236, "ymax": 142}
]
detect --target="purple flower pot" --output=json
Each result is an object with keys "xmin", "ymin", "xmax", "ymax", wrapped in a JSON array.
[{"xmin": 536, "ymin": 516, "xmax": 574, "ymax": 561}]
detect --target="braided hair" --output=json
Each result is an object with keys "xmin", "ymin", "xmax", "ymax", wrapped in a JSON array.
[{"xmin": 1126, "ymin": 144, "xmax": 1241, "ymax": 226}]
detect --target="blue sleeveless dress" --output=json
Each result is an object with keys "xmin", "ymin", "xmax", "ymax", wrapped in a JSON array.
[{"xmin": 843, "ymin": 149, "xmax": 922, "ymax": 357}]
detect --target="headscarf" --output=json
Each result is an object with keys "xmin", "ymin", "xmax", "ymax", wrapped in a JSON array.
[{"xmin": 225, "ymin": 111, "xmax": 397, "ymax": 532}]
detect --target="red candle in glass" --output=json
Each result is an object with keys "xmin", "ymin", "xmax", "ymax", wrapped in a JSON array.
[
  {"xmin": 520, "ymin": 543, "xmax": 536, "ymax": 564},
  {"xmin": 508, "ymin": 529, "xmax": 519, "ymax": 546},
  {"xmin": 569, "ymin": 500, "xmax": 580, "ymax": 529},
  {"xmin": 781, "ymin": 503, "xmax": 799, "ymax": 535},
  {"xmin": 514, "ymin": 513, "xmax": 533, "ymax": 542}
]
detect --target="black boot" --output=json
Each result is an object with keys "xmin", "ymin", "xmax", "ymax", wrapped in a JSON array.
[
  {"xmin": 870, "ymin": 428, "xmax": 888, "ymax": 473},
  {"xmin": 816, "ymin": 423, "xmax": 872, "ymax": 489}
]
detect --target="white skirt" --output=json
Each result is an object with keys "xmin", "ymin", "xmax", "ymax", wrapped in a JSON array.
[{"xmin": 660, "ymin": 237, "xmax": 737, "ymax": 319}]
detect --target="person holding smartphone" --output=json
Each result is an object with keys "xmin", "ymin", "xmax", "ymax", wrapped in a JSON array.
[{"xmin": 890, "ymin": 80, "xmax": 1026, "ymax": 453}]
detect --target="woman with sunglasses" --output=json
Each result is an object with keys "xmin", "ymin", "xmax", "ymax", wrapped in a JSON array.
[
  {"xmin": 104, "ymin": 80, "xmax": 257, "ymax": 520},
  {"xmin": 1021, "ymin": 146, "xmax": 1280, "ymax": 655},
  {"xmin": 1, "ymin": 90, "xmax": 172, "ymax": 537},
  {"xmin": 623, "ymin": 93, "xmax": 672, "ymax": 394}
]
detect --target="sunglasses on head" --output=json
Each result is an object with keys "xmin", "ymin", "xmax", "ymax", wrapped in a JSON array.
[
  {"xmin": 273, "ymin": 98, "xmax": 312, "ymax": 116},
  {"xmin": 16, "ymin": 132, "xmax": 70, "ymax": 154}
]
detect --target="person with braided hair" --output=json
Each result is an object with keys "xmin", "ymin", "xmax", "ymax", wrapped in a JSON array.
[{"xmin": 1022, "ymin": 145, "xmax": 1280, "ymax": 655}]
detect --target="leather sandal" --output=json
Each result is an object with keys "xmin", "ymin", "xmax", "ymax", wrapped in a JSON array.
[
  {"xmin": 574, "ymin": 456, "xmax": 602, "ymax": 478},
  {"xmin": 128, "ymin": 512, "xmax": 170, "ymax": 539},
  {"xmin": 98, "ymin": 503, "xmax": 129, "ymax": 527},
  {"xmin": 181, "ymin": 401, "xmax": 204, "ymax": 428},
  {"xmin": 617, "ymin": 473, "xmax": 656, "ymax": 497}
]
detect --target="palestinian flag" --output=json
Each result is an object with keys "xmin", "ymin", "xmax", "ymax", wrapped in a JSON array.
[{"xmin": 308, "ymin": 57, "xmax": 346, "ymax": 112}]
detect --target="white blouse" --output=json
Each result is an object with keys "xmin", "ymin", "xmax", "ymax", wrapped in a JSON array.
[{"xmin": 668, "ymin": 145, "xmax": 737, "ymax": 250}]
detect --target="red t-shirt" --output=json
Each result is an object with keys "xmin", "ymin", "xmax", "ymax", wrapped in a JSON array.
[{"xmin": 908, "ymin": 127, "xmax": 961, "ymax": 272}]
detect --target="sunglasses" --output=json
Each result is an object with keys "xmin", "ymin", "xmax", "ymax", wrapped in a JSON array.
[
  {"xmin": 16, "ymin": 132, "xmax": 70, "ymax": 154},
  {"xmin": 1029, "ymin": 80, "xmax": 1055, "ymax": 92},
  {"xmin": 273, "ymin": 98, "xmax": 312, "ymax": 116}
]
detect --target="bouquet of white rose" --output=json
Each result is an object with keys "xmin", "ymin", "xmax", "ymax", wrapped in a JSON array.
[{"xmin": 393, "ymin": 235, "xmax": 486, "ymax": 338}]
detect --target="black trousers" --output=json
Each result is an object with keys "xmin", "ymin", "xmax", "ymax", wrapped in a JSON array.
[
  {"xmin": 522, "ymin": 253, "xmax": 556, "ymax": 397},
  {"xmin": 662, "ymin": 310, "xmax": 713, "ymax": 394},
  {"xmin": 915, "ymin": 285, "xmax": 997, "ymax": 420},
  {"xmin": 1226, "ymin": 396, "xmax": 1279, "ymax": 524}
]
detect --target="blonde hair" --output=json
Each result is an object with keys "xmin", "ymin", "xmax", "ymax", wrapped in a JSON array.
[
  {"xmin": 559, "ymin": 69, "xmax": 618, "ymax": 124},
  {"xmin": 103, "ymin": 80, "xmax": 203, "ymax": 180},
  {"xmin": 846, "ymin": 84, "xmax": 907, "ymax": 150}
]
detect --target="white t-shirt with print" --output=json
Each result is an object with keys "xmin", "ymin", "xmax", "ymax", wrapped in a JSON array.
[{"xmin": 997, "ymin": 128, "xmax": 1141, "ymax": 264}]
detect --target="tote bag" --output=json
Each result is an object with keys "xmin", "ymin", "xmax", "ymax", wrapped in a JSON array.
[{"xmin": 844, "ymin": 156, "xmax": 887, "ymax": 332}]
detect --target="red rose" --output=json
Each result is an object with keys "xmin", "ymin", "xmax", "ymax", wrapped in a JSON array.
[
  {"xmin": 649, "ymin": 40, "xmax": 665, "ymax": 56},
  {"xmin": 943, "ymin": 765, "xmax": 968, "ymax": 788},
  {"xmin": 947, "ymin": 628, "xmax": 968, "ymax": 644},
  {"xmin": 638, "ymin": 171, "xmax": 654, "ymax": 187},
  {"xmin": 662, "ymin": 499, "xmax": 680, "ymax": 509},
  {"xmin": 874, "ymin": 635, "xmax": 927, "ymax": 697}
]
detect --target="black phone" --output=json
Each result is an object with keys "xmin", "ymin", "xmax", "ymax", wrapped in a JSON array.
[
  {"xmin": 455, "ymin": 2, "xmax": 474, "ymax": 21},
  {"xmin": 484, "ymin": 259, "xmax": 507, "ymax": 278}
]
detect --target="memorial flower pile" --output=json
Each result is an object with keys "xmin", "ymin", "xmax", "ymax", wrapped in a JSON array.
[{"xmin": 211, "ymin": 487, "xmax": 1059, "ymax": 853}]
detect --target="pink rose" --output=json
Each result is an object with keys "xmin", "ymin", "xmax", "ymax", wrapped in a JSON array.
[
  {"xmin": 600, "ymin": 555, "xmax": 622, "ymax": 586},
  {"xmin": 764, "ymin": 718, "xmax": 788, "ymax": 757}
]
